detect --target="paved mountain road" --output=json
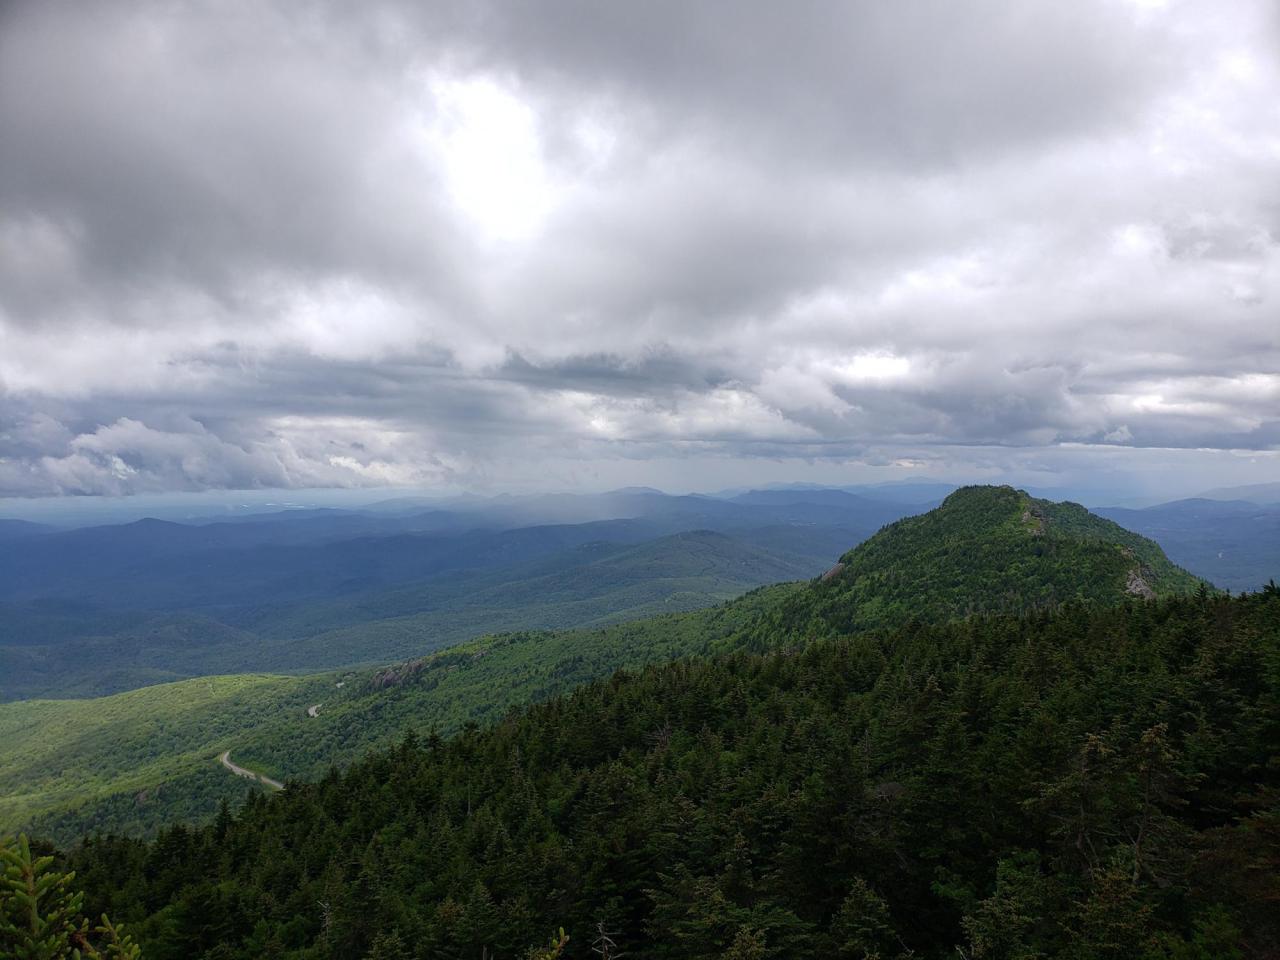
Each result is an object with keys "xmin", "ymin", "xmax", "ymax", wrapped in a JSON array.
[{"xmin": 218, "ymin": 750, "xmax": 284, "ymax": 790}]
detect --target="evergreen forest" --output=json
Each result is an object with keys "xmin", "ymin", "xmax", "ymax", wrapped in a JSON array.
[
  {"xmin": 4, "ymin": 487, "xmax": 1276, "ymax": 959},
  {"xmin": 45, "ymin": 589, "xmax": 1280, "ymax": 959}
]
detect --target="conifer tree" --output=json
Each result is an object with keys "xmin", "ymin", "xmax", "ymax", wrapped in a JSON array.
[{"xmin": 0, "ymin": 834, "xmax": 141, "ymax": 959}]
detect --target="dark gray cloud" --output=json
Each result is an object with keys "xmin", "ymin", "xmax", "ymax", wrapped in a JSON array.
[
  {"xmin": 1, "ymin": 0, "xmax": 1277, "ymax": 499},
  {"xmin": 487, "ymin": 2, "xmax": 1180, "ymax": 165}
]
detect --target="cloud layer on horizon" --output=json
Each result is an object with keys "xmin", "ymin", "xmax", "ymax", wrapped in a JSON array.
[{"xmin": 1, "ymin": 0, "xmax": 1278, "ymax": 498}]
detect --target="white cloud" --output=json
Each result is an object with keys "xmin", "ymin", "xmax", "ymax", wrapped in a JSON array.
[
  {"xmin": 0, "ymin": 0, "xmax": 1276, "ymax": 498},
  {"xmin": 422, "ymin": 74, "xmax": 557, "ymax": 243}
]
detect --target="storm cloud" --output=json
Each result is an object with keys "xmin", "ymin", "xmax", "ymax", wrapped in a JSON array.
[{"xmin": 1, "ymin": 0, "xmax": 1277, "ymax": 498}]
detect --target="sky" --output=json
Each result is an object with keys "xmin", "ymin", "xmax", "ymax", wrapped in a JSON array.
[{"xmin": 1, "ymin": 0, "xmax": 1278, "ymax": 504}]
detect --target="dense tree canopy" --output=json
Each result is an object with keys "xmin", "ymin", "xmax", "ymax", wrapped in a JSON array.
[
  {"xmin": 748, "ymin": 485, "xmax": 1203, "ymax": 645},
  {"xmin": 20, "ymin": 488, "xmax": 1268, "ymax": 958},
  {"xmin": 61, "ymin": 588, "xmax": 1279, "ymax": 959}
]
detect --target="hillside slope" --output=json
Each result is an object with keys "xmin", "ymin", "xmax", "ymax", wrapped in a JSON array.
[
  {"xmin": 64, "ymin": 589, "xmax": 1280, "ymax": 959},
  {"xmin": 235, "ymin": 530, "xmax": 818, "ymax": 671},
  {"xmin": 0, "ymin": 674, "xmax": 333, "ymax": 839},
  {"xmin": 1097, "ymin": 498, "xmax": 1280, "ymax": 592},
  {"xmin": 754, "ymin": 485, "xmax": 1202, "ymax": 641},
  {"xmin": 233, "ymin": 582, "xmax": 800, "ymax": 782},
  {"xmin": 6, "ymin": 487, "xmax": 1202, "ymax": 842},
  {"xmin": 253, "ymin": 487, "xmax": 1202, "ymax": 784}
]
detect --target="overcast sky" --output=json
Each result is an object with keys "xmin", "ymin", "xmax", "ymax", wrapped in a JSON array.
[{"xmin": 1, "ymin": 0, "xmax": 1277, "ymax": 502}]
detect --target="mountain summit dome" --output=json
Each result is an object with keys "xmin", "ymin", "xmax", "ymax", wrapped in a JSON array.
[{"xmin": 767, "ymin": 485, "xmax": 1203, "ymax": 637}]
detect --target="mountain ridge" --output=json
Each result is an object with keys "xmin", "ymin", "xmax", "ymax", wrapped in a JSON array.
[{"xmin": 2, "ymin": 486, "xmax": 1209, "ymax": 843}]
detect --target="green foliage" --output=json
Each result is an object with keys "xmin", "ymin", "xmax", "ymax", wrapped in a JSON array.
[
  {"xmin": 1, "ymin": 834, "xmax": 140, "ymax": 959},
  {"xmin": 527, "ymin": 928, "xmax": 569, "ymax": 960},
  {"xmin": 54, "ymin": 589, "xmax": 1280, "ymax": 959},
  {"xmin": 4, "ymin": 488, "xmax": 1209, "ymax": 846},
  {"xmin": 234, "ymin": 582, "xmax": 801, "ymax": 780},
  {"xmin": 961, "ymin": 852, "xmax": 1051, "ymax": 959},
  {"xmin": 831, "ymin": 878, "xmax": 901, "ymax": 959},
  {"xmin": 746, "ymin": 486, "xmax": 1203, "ymax": 645},
  {"xmin": 3, "ymin": 584, "xmax": 800, "ymax": 844},
  {"xmin": 0, "ymin": 675, "xmax": 332, "ymax": 843}
]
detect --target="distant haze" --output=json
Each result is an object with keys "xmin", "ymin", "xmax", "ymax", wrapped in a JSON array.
[{"xmin": 1, "ymin": 0, "xmax": 1277, "ymax": 501}]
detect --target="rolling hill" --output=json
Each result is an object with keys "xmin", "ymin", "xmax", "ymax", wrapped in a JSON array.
[
  {"xmin": 2, "ymin": 486, "xmax": 1204, "ymax": 844},
  {"xmin": 0, "ymin": 527, "xmax": 834, "ymax": 701},
  {"xmin": 59, "ymin": 587, "xmax": 1280, "ymax": 959},
  {"xmin": 0, "ymin": 673, "xmax": 334, "ymax": 842},
  {"xmin": 0, "ymin": 490, "xmax": 923, "ymax": 700}
]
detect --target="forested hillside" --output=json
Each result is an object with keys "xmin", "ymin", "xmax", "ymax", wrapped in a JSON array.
[
  {"xmin": 61, "ymin": 588, "xmax": 1280, "ymax": 959},
  {"xmin": 747, "ymin": 485, "xmax": 1201, "ymax": 644},
  {"xmin": 0, "ymin": 674, "xmax": 334, "ymax": 843},
  {"xmin": 237, "ymin": 487, "xmax": 1203, "ymax": 789},
  {"xmin": 5, "ymin": 488, "xmax": 1204, "ymax": 844},
  {"xmin": 4, "ymin": 586, "xmax": 800, "ymax": 844},
  {"xmin": 0, "ymin": 487, "xmax": 1229, "ymax": 703},
  {"xmin": 231, "ymin": 584, "xmax": 799, "ymax": 784},
  {"xmin": 8, "ymin": 0, "xmax": 1273, "ymax": 956}
]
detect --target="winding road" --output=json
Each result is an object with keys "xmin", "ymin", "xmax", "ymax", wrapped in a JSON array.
[
  {"xmin": 219, "ymin": 703, "xmax": 322, "ymax": 788},
  {"xmin": 218, "ymin": 750, "xmax": 284, "ymax": 791}
]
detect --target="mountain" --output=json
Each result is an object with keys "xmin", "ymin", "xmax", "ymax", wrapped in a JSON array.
[
  {"xmin": 0, "ymin": 488, "xmax": 925, "ymax": 614},
  {"xmin": 2, "ymin": 486, "xmax": 1204, "ymax": 842},
  {"xmin": 259, "ymin": 489, "xmax": 1200, "ymax": 784},
  {"xmin": 1, "ymin": 585, "xmax": 801, "ymax": 843},
  {"xmin": 55, "ymin": 588, "xmax": 1280, "ymax": 959},
  {"xmin": 1194, "ymin": 480, "xmax": 1280, "ymax": 504},
  {"xmin": 0, "ymin": 518, "xmax": 55, "ymax": 541},
  {"xmin": 1098, "ymin": 498, "xmax": 1280, "ymax": 592},
  {"xmin": 0, "ymin": 517, "xmax": 669, "ymax": 609},
  {"xmin": 363, "ymin": 487, "xmax": 923, "ymax": 532},
  {"xmin": 753, "ymin": 485, "xmax": 1202, "ymax": 642},
  {"xmin": 845, "ymin": 479, "xmax": 960, "ymax": 503},
  {"xmin": 730, "ymin": 488, "xmax": 908, "ymax": 509},
  {"xmin": 221, "ymin": 530, "xmax": 819, "ymax": 673},
  {"xmin": 0, "ymin": 527, "xmax": 831, "ymax": 701},
  {"xmin": 0, "ymin": 486, "xmax": 935, "ymax": 701},
  {"xmin": 720, "ymin": 480, "xmax": 957, "ymax": 506}
]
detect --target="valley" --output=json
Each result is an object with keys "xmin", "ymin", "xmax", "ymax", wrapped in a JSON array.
[
  {"xmin": 0, "ymin": 490, "xmax": 919, "ymax": 701},
  {"xmin": 2, "ymin": 485, "xmax": 1276, "ymax": 959},
  {"xmin": 7, "ymin": 5, "xmax": 1279, "ymax": 954},
  {"xmin": 1, "ymin": 486, "xmax": 1219, "ymax": 845}
]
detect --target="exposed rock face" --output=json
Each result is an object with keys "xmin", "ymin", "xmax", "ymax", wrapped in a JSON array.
[
  {"xmin": 820, "ymin": 562, "xmax": 846, "ymax": 582},
  {"xmin": 371, "ymin": 647, "xmax": 486, "ymax": 690},
  {"xmin": 371, "ymin": 659, "xmax": 426, "ymax": 689},
  {"xmin": 1126, "ymin": 567, "xmax": 1156, "ymax": 599}
]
